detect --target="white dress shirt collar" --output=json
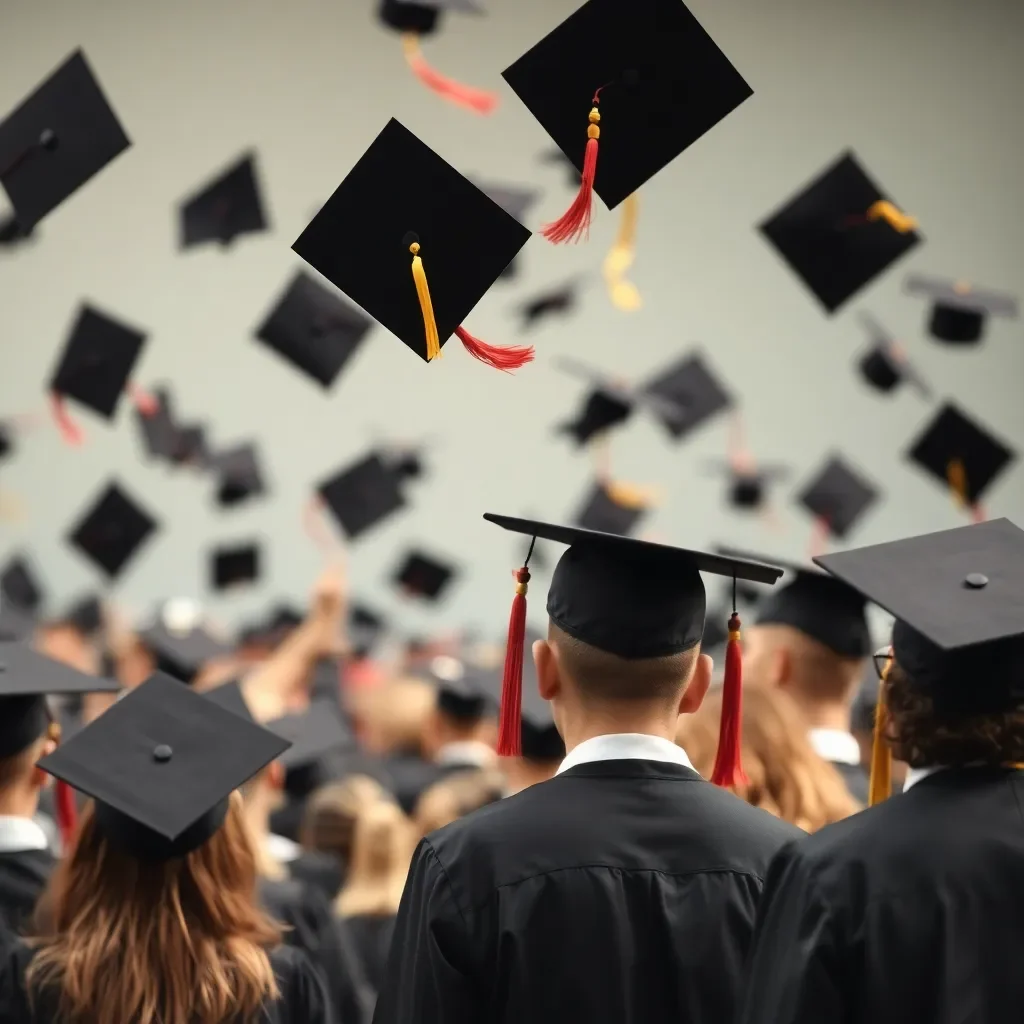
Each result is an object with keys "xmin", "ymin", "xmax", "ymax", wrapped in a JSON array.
[
  {"xmin": 808, "ymin": 728, "xmax": 862, "ymax": 767},
  {"xmin": 436, "ymin": 740, "xmax": 496, "ymax": 769},
  {"xmin": 0, "ymin": 815, "xmax": 50, "ymax": 854},
  {"xmin": 557, "ymin": 733, "xmax": 695, "ymax": 775}
]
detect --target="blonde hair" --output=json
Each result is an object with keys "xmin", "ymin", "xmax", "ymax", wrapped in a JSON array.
[
  {"xmin": 351, "ymin": 677, "xmax": 435, "ymax": 755},
  {"xmin": 335, "ymin": 800, "xmax": 416, "ymax": 918},
  {"xmin": 26, "ymin": 792, "xmax": 281, "ymax": 1024},
  {"xmin": 300, "ymin": 774, "xmax": 390, "ymax": 871},
  {"xmin": 414, "ymin": 769, "xmax": 506, "ymax": 835},
  {"xmin": 678, "ymin": 685, "xmax": 861, "ymax": 831}
]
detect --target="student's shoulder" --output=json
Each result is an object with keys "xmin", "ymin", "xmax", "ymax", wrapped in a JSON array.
[{"xmin": 269, "ymin": 944, "xmax": 327, "ymax": 1004}]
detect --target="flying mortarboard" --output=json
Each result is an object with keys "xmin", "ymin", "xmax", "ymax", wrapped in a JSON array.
[
  {"xmin": 38, "ymin": 672, "xmax": 290, "ymax": 859},
  {"xmin": 573, "ymin": 481, "xmax": 650, "ymax": 536},
  {"xmin": 169, "ymin": 423, "xmax": 209, "ymax": 469},
  {"xmin": 702, "ymin": 460, "xmax": 791, "ymax": 511},
  {"xmin": 210, "ymin": 542, "xmax": 261, "ymax": 592},
  {"xmin": 377, "ymin": 0, "xmax": 498, "ymax": 115},
  {"xmin": 1, "ymin": 554, "xmax": 44, "ymax": 613},
  {"xmin": 0, "ymin": 49, "xmax": 130, "ymax": 231},
  {"xmin": 640, "ymin": 351, "xmax": 733, "ymax": 441},
  {"xmin": 518, "ymin": 278, "xmax": 582, "ymax": 331},
  {"xmin": 856, "ymin": 311, "xmax": 931, "ymax": 398},
  {"xmin": 484, "ymin": 513, "xmax": 783, "ymax": 786},
  {"xmin": 503, "ymin": 0, "xmax": 752, "ymax": 244},
  {"xmin": 66, "ymin": 480, "xmax": 158, "ymax": 580},
  {"xmin": 759, "ymin": 151, "xmax": 921, "ymax": 314},
  {"xmin": 798, "ymin": 455, "xmax": 880, "ymax": 539},
  {"xmin": 0, "ymin": 213, "xmax": 36, "ymax": 248},
  {"xmin": 293, "ymin": 119, "xmax": 534, "ymax": 370},
  {"xmin": 904, "ymin": 273, "xmax": 1019, "ymax": 345},
  {"xmin": 211, "ymin": 442, "xmax": 266, "ymax": 507},
  {"xmin": 255, "ymin": 271, "xmax": 373, "ymax": 389},
  {"xmin": 179, "ymin": 151, "xmax": 268, "ymax": 249},
  {"xmin": 906, "ymin": 402, "xmax": 1015, "ymax": 517},
  {"xmin": 317, "ymin": 452, "xmax": 408, "ymax": 541},
  {"xmin": 134, "ymin": 386, "xmax": 180, "ymax": 461},
  {"xmin": 393, "ymin": 549, "xmax": 457, "ymax": 602}
]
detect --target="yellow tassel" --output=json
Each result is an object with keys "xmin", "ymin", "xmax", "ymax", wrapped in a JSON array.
[
  {"xmin": 947, "ymin": 458, "xmax": 969, "ymax": 511},
  {"xmin": 409, "ymin": 242, "xmax": 441, "ymax": 362},
  {"xmin": 867, "ymin": 200, "xmax": 918, "ymax": 234},
  {"xmin": 401, "ymin": 32, "xmax": 421, "ymax": 64},
  {"xmin": 868, "ymin": 655, "xmax": 893, "ymax": 806},
  {"xmin": 604, "ymin": 480, "xmax": 662, "ymax": 510},
  {"xmin": 603, "ymin": 193, "xmax": 641, "ymax": 311}
]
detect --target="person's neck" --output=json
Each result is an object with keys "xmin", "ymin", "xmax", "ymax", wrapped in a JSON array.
[
  {"xmin": 0, "ymin": 785, "xmax": 40, "ymax": 821},
  {"xmin": 788, "ymin": 697, "xmax": 852, "ymax": 734},
  {"xmin": 242, "ymin": 790, "xmax": 273, "ymax": 842},
  {"xmin": 559, "ymin": 705, "xmax": 679, "ymax": 754}
]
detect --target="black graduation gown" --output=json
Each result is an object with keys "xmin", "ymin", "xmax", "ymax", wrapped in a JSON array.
[
  {"xmin": 372, "ymin": 759, "xmax": 801, "ymax": 1024},
  {"xmin": 738, "ymin": 766, "xmax": 1024, "ymax": 1024},
  {"xmin": 289, "ymin": 849, "xmax": 345, "ymax": 902},
  {"xmin": 0, "ymin": 939, "xmax": 330, "ymax": 1023},
  {"xmin": 0, "ymin": 849, "xmax": 55, "ymax": 940},
  {"xmin": 831, "ymin": 759, "xmax": 870, "ymax": 804},
  {"xmin": 345, "ymin": 913, "xmax": 396, "ymax": 993}
]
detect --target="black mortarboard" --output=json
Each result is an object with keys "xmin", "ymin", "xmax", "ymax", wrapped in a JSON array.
[
  {"xmin": 1, "ymin": 554, "xmax": 44, "ymax": 613},
  {"xmin": 0, "ymin": 213, "xmax": 36, "ymax": 248},
  {"xmin": 702, "ymin": 460, "xmax": 790, "ymax": 510},
  {"xmin": 393, "ymin": 550, "xmax": 456, "ymax": 601},
  {"xmin": 0, "ymin": 49, "xmax": 130, "ymax": 230},
  {"xmin": 798, "ymin": 455, "xmax": 879, "ymax": 539},
  {"xmin": 317, "ymin": 452, "xmax": 407, "ymax": 540},
  {"xmin": 815, "ymin": 519, "xmax": 1024, "ymax": 713},
  {"xmin": 502, "ymin": 0, "xmax": 753, "ymax": 212},
  {"xmin": 716, "ymin": 546, "xmax": 870, "ymax": 658},
  {"xmin": 856, "ymin": 313, "xmax": 931, "ymax": 398},
  {"xmin": 640, "ymin": 352, "xmax": 732, "ymax": 441},
  {"xmin": 141, "ymin": 611, "xmax": 232, "ymax": 686},
  {"xmin": 518, "ymin": 628, "xmax": 566, "ymax": 761},
  {"xmin": 378, "ymin": 0, "xmax": 484, "ymax": 35},
  {"xmin": 292, "ymin": 119, "xmax": 532, "ymax": 366},
  {"xmin": 210, "ymin": 543, "xmax": 260, "ymax": 592},
  {"xmin": 380, "ymin": 444, "xmax": 426, "ymax": 481},
  {"xmin": 573, "ymin": 482, "xmax": 648, "ymax": 536},
  {"xmin": 66, "ymin": 481, "xmax": 158, "ymax": 580},
  {"xmin": 759, "ymin": 151, "xmax": 921, "ymax": 314},
  {"xmin": 210, "ymin": 443, "xmax": 266, "ymax": 507},
  {"xmin": 0, "ymin": 604, "xmax": 35, "ymax": 642},
  {"xmin": 518, "ymin": 279, "xmax": 581, "ymax": 331},
  {"xmin": 269, "ymin": 698, "xmax": 356, "ymax": 770},
  {"xmin": 255, "ymin": 271, "xmax": 373, "ymax": 389},
  {"xmin": 38, "ymin": 673, "xmax": 290, "ymax": 859},
  {"xmin": 179, "ymin": 152, "xmax": 268, "ymax": 249},
  {"xmin": 49, "ymin": 304, "xmax": 147, "ymax": 420},
  {"xmin": 350, "ymin": 603, "xmax": 386, "ymax": 658},
  {"xmin": 0, "ymin": 642, "xmax": 120, "ymax": 758},
  {"xmin": 904, "ymin": 273, "xmax": 1019, "ymax": 345},
  {"xmin": 558, "ymin": 388, "xmax": 632, "ymax": 446},
  {"xmin": 169, "ymin": 423, "xmax": 209, "ymax": 468},
  {"xmin": 906, "ymin": 402, "xmax": 1015, "ymax": 507},
  {"xmin": 134, "ymin": 386, "xmax": 179, "ymax": 460}
]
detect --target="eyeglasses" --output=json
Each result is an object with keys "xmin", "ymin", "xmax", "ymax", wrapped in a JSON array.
[{"xmin": 873, "ymin": 646, "xmax": 894, "ymax": 681}]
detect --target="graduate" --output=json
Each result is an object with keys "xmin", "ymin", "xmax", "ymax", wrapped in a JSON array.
[
  {"xmin": 738, "ymin": 518, "xmax": 1024, "ymax": 1024},
  {"xmin": 371, "ymin": 516, "xmax": 801, "ymax": 1024},
  {"xmin": 416, "ymin": 655, "xmax": 498, "ymax": 772}
]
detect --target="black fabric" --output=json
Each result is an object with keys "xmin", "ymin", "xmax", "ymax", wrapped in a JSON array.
[
  {"xmin": 830, "ymin": 760, "xmax": 869, "ymax": 805},
  {"xmin": 318, "ymin": 453, "xmax": 407, "ymax": 541},
  {"xmin": 345, "ymin": 912, "xmax": 396, "ymax": 993},
  {"xmin": 66, "ymin": 480, "xmax": 158, "ymax": 580},
  {"xmin": 640, "ymin": 351, "xmax": 732, "ymax": 441},
  {"xmin": 373, "ymin": 759, "xmax": 800, "ymax": 1024},
  {"xmin": 755, "ymin": 574, "xmax": 870, "ymax": 658},
  {"xmin": 392, "ymin": 550, "xmax": 456, "ymax": 601},
  {"xmin": 0, "ymin": 696, "xmax": 49, "ymax": 759},
  {"xmin": 179, "ymin": 151, "xmax": 268, "ymax": 248},
  {"xmin": 383, "ymin": 753, "xmax": 452, "ymax": 815},
  {"xmin": 797, "ymin": 455, "xmax": 879, "ymax": 539},
  {"xmin": 211, "ymin": 543, "xmax": 260, "ymax": 591},
  {"xmin": 289, "ymin": 850, "xmax": 345, "ymax": 903},
  {"xmin": 905, "ymin": 273, "xmax": 1018, "ymax": 345},
  {"xmin": 0, "ymin": 849, "xmax": 55, "ymax": 941},
  {"xmin": 739, "ymin": 767, "xmax": 1024, "ymax": 1024},
  {"xmin": 558, "ymin": 389, "xmax": 632, "ymax": 446},
  {"xmin": 573, "ymin": 483, "xmax": 647, "ymax": 536},
  {"xmin": 0, "ymin": 557, "xmax": 43, "ymax": 614}
]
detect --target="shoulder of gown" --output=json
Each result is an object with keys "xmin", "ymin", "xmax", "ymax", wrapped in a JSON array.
[
  {"xmin": 268, "ymin": 944, "xmax": 332, "ymax": 1024},
  {"xmin": 0, "ymin": 940, "xmax": 38, "ymax": 1022}
]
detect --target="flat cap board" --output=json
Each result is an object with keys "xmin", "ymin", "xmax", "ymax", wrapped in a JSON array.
[
  {"xmin": 393, "ymin": 549, "xmax": 456, "ymax": 600},
  {"xmin": 573, "ymin": 483, "xmax": 647, "ymax": 535},
  {"xmin": 640, "ymin": 352, "xmax": 732, "ymax": 440},
  {"xmin": 179, "ymin": 152, "xmax": 268, "ymax": 248},
  {"xmin": 798, "ymin": 455, "xmax": 879, "ymax": 538},
  {"xmin": 502, "ymin": 0, "xmax": 753, "ymax": 210},
  {"xmin": 292, "ymin": 119, "xmax": 531, "ymax": 361},
  {"xmin": 0, "ymin": 49, "xmax": 130, "ymax": 229},
  {"xmin": 0, "ymin": 642, "xmax": 121, "ymax": 696},
  {"xmin": 317, "ymin": 453, "xmax": 407, "ymax": 540},
  {"xmin": 66, "ymin": 480, "xmax": 158, "ymax": 580}
]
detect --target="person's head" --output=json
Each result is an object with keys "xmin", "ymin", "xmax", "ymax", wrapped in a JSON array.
[
  {"xmin": 34, "ymin": 623, "xmax": 99, "ymax": 676},
  {"xmin": 0, "ymin": 711, "xmax": 57, "ymax": 816},
  {"xmin": 419, "ymin": 658, "xmax": 497, "ymax": 759},
  {"xmin": 352, "ymin": 676, "xmax": 435, "ymax": 756},
  {"xmin": 300, "ymin": 774, "xmax": 391, "ymax": 873},
  {"xmin": 26, "ymin": 791, "xmax": 281, "ymax": 1024},
  {"xmin": 677, "ymin": 685, "xmax": 861, "ymax": 830},
  {"xmin": 414, "ymin": 768, "xmax": 506, "ymax": 835},
  {"xmin": 335, "ymin": 799, "xmax": 416, "ymax": 918}
]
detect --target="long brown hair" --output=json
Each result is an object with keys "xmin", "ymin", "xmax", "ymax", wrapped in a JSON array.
[
  {"xmin": 335, "ymin": 799, "xmax": 416, "ymax": 918},
  {"xmin": 678, "ymin": 685, "xmax": 861, "ymax": 831},
  {"xmin": 27, "ymin": 792, "xmax": 282, "ymax": 1024},
  {"xmin": 414, "ymin": 768, "xmax": 506, "ymax": 835}
]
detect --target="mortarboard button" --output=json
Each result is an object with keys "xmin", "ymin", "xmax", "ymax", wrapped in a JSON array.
[
  {"xmin": 179, "ymin": 152, "xmax": 268, "ymax": 249},
  {"xmin": 66, "ymin": 480, "xmax": 159, "ymax": 580},
  {"xmin": 0, "ymin": 50, "xmax": 130, "ymax": 230},
  {"xmin": 640, "ymin": 351, "xmax": 732, "ymax": 441},
  {"xmin": 317, "ymin": 452, "xmax": 408, "ymax": 541},
  {"xmin": 904, "ymin": 274, "xmax": 1019, "ymax": 345},
  {"xmin": 759, "ymin": 151, "xmax": 921, "ymax": 314},
  {"xmin": 152, "ymin": 743, "xmax": 172, "ymax": 763},
  {"xmin": 798, "ymin": 454, "xmax": 880, "ymax": 539},
  {"xmin": 292, "ymin": 119, "xmax": 533, "ymax": 370},
  {"xmin": 964, "ymin": 573, "xmax": 989, "ymax": 590}
]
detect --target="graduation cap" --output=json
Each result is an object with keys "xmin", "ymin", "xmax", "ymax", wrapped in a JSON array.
[
  {"xmin": 759, "ymin": 151, "xmax": 921, "ymax": 314},
  {"xmin": 640, "ymin": 352, "xmax": 733, "ymax": 441},
  {"xmin": 417, "ymin": 654, "xmax": 496, "ymax": 721},
  {"xmin": 377, "ymin": 0, "xmax": 497, "ymax": 115},
  {"xmin": 179, "ymin": 152, "xmax": 268, "ymax": 249},
  {"xmin": 141, "ymin": 605, "xmax": 232, "ymax": 685},
  {"xmin": 716, "ymin": 546, "xmax": 871, "ymax": 658},
  {"xmin": 0, "ymin": 49, "xmax": 130, "ymax": 231},
  {"xmin": 134, "ymin": 386, "xmax": 179, "ymax": 461},
  {"xmin": 38, "ymin": 672, "xmax": 290, "ymax": 859},
  {"xmin": 906, "ymin": 402, "xmax": 1015, "ymax": 513},
  {"xmin": 202, "ymin": 678, "xmax": 253, "ymax": 720},
  {"xmin": 317, "ymin": 452, "xmax": 408, "ymax": 541},
  {"xmin": 1, "ymin": 554, "xmax": 44, "ymax": 613},
  {"xmin": 798, "ymin": 455, "xmax": 879, "ymax": 539},
  {"xmin": 48, "ymin": 304, "xmax": 148, "ymax": 442},
  {"xmin": 856, "ymin": 311, "xmax": 931, "ymax": 398},
  {"xmin": 904, "ymin": 273, "xmax": 1019, "ymax": 345},
  {"xmin": 380, "ymin": 444, "xmax": 426, "ymax": 481},
  {"xmin": 292, "ymin": 119, "xmax": 534, "ymax": 370},
  {"xmin": 254, "ymin": 271, "xmax": 373, "ymax": 389},
  {"xmin": 0, "ymin": 603, "xmax": 36, "ymax": 642},
  {"xmin": 702, "ymin": 458, "xmax": 791, "ymax": 511},
  {"xmin": 467, "ymin": 178, "xmax": 540, "ymax": 281},
  {"xmin": 210, "ymin": 443, "xmax": 266, "ymax": 507},
  {"xmin": 210, "ymin": 542, "xmax": 261, "ymax": 592},
  {"xmin": 518, "ymin": 279, "xmax": 581, "ymax": 331},
  {"xmin": 573, "ymin": 481, "xmax": 649, "ymax": 536},
  {"xmin": 169, "ymin": 423, "xmax": 209, "ymax": 468},
  {"xmin": 503, "ymin": 0, "xmax": 752, "ymax": 243},
  {"xmin": 393, "ymin": 549, "xmax": 456, "ymax": 602},
  {"xmin": 269, "ymin": 698, "xmax": 356, "ymax": 770},
  {"xmin": 518, "ymin": 627, "xmax": 566, "ymax": 761},
  {"xmin": 350, "ymin": 603, "xmax": 387, "ymax": 659},
  {"xmin": 484, "ymin": 514, "xmax": 782, "ymax": 786},
  {"xmin": 66, "ymin": 480, "xmax": 158, "ymax": 580}
]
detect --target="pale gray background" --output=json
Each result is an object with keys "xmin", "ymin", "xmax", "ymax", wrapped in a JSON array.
[{"xmin": 0, "ymin": 0, "xmax": 1021, "ymax": 638}]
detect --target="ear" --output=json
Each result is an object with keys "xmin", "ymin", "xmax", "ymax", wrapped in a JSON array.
[
  {"xmin": 32, "ymin": 737, "xmax": 58, "ymax": 788},
  {"xmin": 678, "ymin": 653, "xmax": 712, "ymax": 714},
  {"xmin": 267, "ymin": 760, "xmax": 286, "ymax": 791},
  {"xmin": 534, "ymin": 638, "xmax": 560, "ymax": 702},
  {"xmin": 771, "ymin": 645, "xmax": 792, "ymax": 689}
]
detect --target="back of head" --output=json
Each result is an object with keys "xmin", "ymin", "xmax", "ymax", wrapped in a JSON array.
[
  {"xmin": 300, "ymin": 774, "xmax": 389, "ymax": 869},
  {"xmin": 678, "ymin": 685, "xmax": 861, "ymax": 831},
  {"xmin": 26, "ymin": 792, "xmax": 281, "ymax": 1024},
  {"xmin": 352, "ymin": 676, "xmax": 435, "ymax": 755},
  {"xmin": 414, "ymin": 768, "xmax": 506, "ymax": 835},
  {"xmin": 335, "ymin": 799, "xmax": 416, "ymax": 918}
]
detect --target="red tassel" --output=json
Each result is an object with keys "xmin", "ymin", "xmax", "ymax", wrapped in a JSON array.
[
  {"xmin": 49, "ymin": 393, "xmax": 84, "ymax": 446},
  {"xmin": 711, "ymin": 612, "xmax": 748, "ymax": 788},
  {"xmin": 126, "ymin": 382, "xmax": 158, "ymax": 417},
  {"xmin": 543, "ymin": 136, "xmax": 599, "ymax": 244},
  {"xmin": 402, "ymin": 34, "xmax": 498, "ymax": 116},
  {"xmin": 497, "ymin": 566, "xmax": 530, "ymax": 756},
  {"xmin": 55, "ymin": 780, "xmax": 78, "ymax": 850},
  {"xmin": 455, "ymin": 326, "xmax": 534, "ymax": 372}
]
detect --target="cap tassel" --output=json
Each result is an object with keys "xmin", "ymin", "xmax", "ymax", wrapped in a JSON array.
[
  {"xmin": 497, "ymin": 549, "xmax": 533, "ymax": 757},
  {"xmin": 49, "ymin": 392, "xmax": 84, "ymax": 446},
  {"xmin": 542, "ymin": 94, "xmax": 602, "ymax": 244},
  {"xmin": 126, "ymin": 382, "xmax": 159, "ymax": 417},
  {"xmin": 55, "ymin": 780, "xmax": 78, "ymax": 850},
  {"xmin": 603, "ymin": 192, "xmax": 641, "ymax": 310},
  {"xmin": 401, "ymin": 33, "xmax": 498, "ymax": 116},
  {"xmin": 866, "ymin": 200, "xmax": 918, "ymax": 234},
  {"xmin": 868, "ymin": 654, "xmax": 893, "ymax": 805},
  {"xmin": 711, "ymin": 607, "xmax": 748, "ymax": 788},
  {"xmin": 947, "ymin": 458, "xmax": 986, "ymax": 523},
  {"xmin": 409, "ymin": 241, "xmax": 442, "ymax": 362}
]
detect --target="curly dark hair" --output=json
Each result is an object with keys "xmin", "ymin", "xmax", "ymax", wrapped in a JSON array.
[{"xmin": 885, "ymin": 661, "xmax": 1024, "ymax": 768}]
